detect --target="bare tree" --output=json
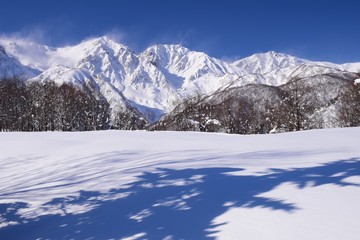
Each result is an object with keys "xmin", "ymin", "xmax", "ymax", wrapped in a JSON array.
[
  {"xmin": 0, "ymin": 78, "xmax": 29, "ymax": 131},
  {"xmin": 1, "ymin": 79, "xmax": 111, "ymax": 132},
  {"xmin": 337, "ymin": 81, "xmax": 360, "ymax": 127},
  {"xmin": 280, "ymin": 79, "xmax": 316, "ymax": 131}
]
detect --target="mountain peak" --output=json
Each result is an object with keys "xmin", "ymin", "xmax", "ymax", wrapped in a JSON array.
[
  {"xmin": 253, "ymin": 50, "xmax": 291, "ymax": 59},
  {"xmin": 264, "ymin": 50, "xmax": 286, "ymax": 58},
  {"xmin": 232, "ymin": 51, "xmax": 306, "ymax": 74},
  {"xmin": 264, "ymin": 50, "xmax": 278, "ymax": 55},
  {"xmin": 79, "ymin": 36, "xmax": 130, "ymax": 53},
  {"xmin": 92, "ymin": 36, "xmax": 117, "ymax": 45},
  {"xmin": 145, "ymin": 44, "xmax": 190, "ymax": 55}
]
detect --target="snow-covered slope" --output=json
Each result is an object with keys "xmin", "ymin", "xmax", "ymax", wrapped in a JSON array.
[
  {"xmin": 0, "ymin": 36, "xmax": 359, "ymax": 122},
  {"xmin": 232, "ymin": 51, "xmax": 306, "ymax": 75},
  {"xmin": 230, "ymin": 51, "xmax": 358, "ymax": 86},
  {"xmin": 0, "ymin": 45, "xmax": 38, "ymax": 79},
  {"xmin": 0, "ymin": 128, "xmax": 359, "ymax": 239},
  {"xmin": 29, "ymin": 65, "xmax": 97, "ymax": 87},
  {"xmin": 342, "ymin": 62, "xmax": 360, "ymax": 72}
]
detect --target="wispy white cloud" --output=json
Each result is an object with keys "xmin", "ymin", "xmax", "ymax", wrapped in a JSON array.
[
  {"xmin": 279, "ymin": 46, "xmax": 308, "ymax": 59},
  {"xmin": 220, "ymin": 55, "xmax": 244, "ymax": 63},
  {"xmin": 0, "ymin": 16, "xmax": 76, "ymax": 47},
  {"xmin": 151, "ymin": 29, "xmax": 195, "ymax": 46},
  {"xmin": 105, "ymin": 27, "xmax": 128, "ymax": 44},
  {"xmin": 0, "ymin": 24, "xmax": 47, "ymax": 44}
]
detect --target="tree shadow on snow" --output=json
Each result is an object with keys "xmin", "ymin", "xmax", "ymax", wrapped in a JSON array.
[{"xmin": 0, "ymin": 158, "xmax": 359, "ymax": 240}]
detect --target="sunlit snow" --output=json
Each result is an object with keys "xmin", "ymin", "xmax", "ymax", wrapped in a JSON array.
[{"xmin": 0, "ymin": 128, "xmax": 359, "ymax": 239}]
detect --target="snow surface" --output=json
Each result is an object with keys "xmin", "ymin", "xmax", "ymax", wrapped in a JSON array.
[{"xmin": 0, "ymin": 128, "xmax": 359, "ymax": 239}]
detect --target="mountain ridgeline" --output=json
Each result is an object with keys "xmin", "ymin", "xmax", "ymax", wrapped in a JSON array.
[{"xmin": 0, "ymin": 36, "xmax": 359, "ymax": 133}]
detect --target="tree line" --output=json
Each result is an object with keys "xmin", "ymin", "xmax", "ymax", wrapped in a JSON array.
[
  {"xmin": 151, "ymin": 76, "xmax": 360, "ymax": 134},
  {"xmin": 1, "ymin": 75, "xmax": 359, "ymax": 133},
  {"xmin": 0, "ymin": 78, "xmax": 109, "ymax": 131}
]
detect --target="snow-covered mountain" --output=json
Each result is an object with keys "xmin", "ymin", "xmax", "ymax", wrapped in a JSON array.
[
  {"xmin": 0, "ymin": 45, "xmax": 38, "ymax": 79},
  {"xmin": 233, "ymin": 51, "xmax": 306, "ymax": 74},
  {"xmin": 0, "ymin": 36, "xmax": 358, "ymax": 122}
]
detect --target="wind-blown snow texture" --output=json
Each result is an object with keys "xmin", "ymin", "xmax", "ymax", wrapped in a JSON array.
[
  {"xmin": 0, "ymin": 128, "xmax": 359, "ymax": 239},
  {"xmin": 0, "ymin": 36, "xmax": 359, "ymax": 122}
]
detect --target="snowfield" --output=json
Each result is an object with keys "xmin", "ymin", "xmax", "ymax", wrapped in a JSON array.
[{"xmin": 0, "ymin": 128, "xmax": 359, "ymax": 239}]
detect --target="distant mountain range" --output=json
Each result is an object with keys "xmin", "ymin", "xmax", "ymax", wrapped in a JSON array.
[{"xmin": 0, "ymin": 36, "xmax": 359, "ymax": 126}]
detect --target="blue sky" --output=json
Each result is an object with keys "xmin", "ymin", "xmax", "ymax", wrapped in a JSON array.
[{"xmin": 0, "ymin": 0, "xmax": 359, "ymax": 63}]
